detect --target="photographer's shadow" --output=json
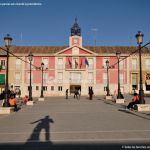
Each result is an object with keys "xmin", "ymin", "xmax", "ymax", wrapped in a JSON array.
[{"xmin": 27, "ymin": 115, "xmax": 54, "ymax": 143}]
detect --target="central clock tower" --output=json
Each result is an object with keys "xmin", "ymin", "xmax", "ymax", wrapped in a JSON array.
[{"xmin": 69, "ymin": 18, "xmax": 82, "ymax": 47}]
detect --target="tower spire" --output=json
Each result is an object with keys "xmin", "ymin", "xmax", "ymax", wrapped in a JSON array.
[{"xmin": 71, "ymin": 18, "xmax": 81, "ymax": 36}]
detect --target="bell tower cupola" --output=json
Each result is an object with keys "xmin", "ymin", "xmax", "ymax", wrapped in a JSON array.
[{"xmin": 69, "ymin": 18, "xmax": 82, "ymax": 47}]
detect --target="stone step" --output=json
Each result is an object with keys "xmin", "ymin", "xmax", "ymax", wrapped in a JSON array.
[
  {"xmin": 135, "ymin": 104, "xmax": 150, "ymax": 112},
  {"xmin": 0, "ymin": 107, "xmax": 14, "ymax": 114}
]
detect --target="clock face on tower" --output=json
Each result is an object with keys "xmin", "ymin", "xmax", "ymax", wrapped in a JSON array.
[
  {"xmin": 73, "ymin": 39, "xmax": 78, "ymax": 44},
  {"xmin": 72, "ymin": 38, "xmax": 79, "ymax": 45}
]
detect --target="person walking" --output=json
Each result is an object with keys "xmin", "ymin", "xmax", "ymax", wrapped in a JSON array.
[
  {"xmin": 78, "ymin": 89, "xmax": 81, "ymax": 99},
  {"xmin": 74, "ymin": 89, "xmax": 78, "ymax": 99},
  {"xmin": 89, "ymin": 87, "xmax": 94, "ymax": 100},
  {"xmin": 66, "ymin": 89, "xmax": 68, "ymax": 99}
]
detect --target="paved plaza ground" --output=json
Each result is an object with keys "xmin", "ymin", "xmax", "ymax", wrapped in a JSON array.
[{"xmin": 0, "ymin": 94, "xmax": 150, "ymax": 150}]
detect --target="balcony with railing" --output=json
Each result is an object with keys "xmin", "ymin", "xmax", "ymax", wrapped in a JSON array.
[
  {"xmin": 70, "ymin": 79, "xmax": 81, "ymax": 84},
  {"xmin": 88, "ymin": 79, "xmax": 94, "ymax": 84},
  {"xmin": 15, "ymin": 79, "xmax": 21, "ymax": 84},
  {"xmin": 131, "ymin": 64, "xmax": 138, "ymax": 71},
  {"xmin": 65, "ymin": 64, "xmax": 86, "ymax": 71}
]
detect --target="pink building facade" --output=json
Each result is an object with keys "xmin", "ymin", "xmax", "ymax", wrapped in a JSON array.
[{"xmin": 6, "ymin": 19, "xmax": 130, "ymax": 97}]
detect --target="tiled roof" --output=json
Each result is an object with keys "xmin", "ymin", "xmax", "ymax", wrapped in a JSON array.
[
  {"xmin": 10, "ymin": 46, "xmax": 68, "ymax": 54},
  {"xmin": 84, "ymin": 46, "xmax": 150, "ymax": 54},
  {"xmin": 0, "ymin": 47, "xmax": 7, "ymax": 56},
  {"xmin": 1, "ymin": 45, "xmax": 150, "ymax": 55}
]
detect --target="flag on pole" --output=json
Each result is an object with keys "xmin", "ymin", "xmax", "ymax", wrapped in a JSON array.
[
  {"xmin": 80, "ymin": 58, "xmax": 82, "ymax": 68},
  {"xmin": 75, "ymin": 59, "xmax": 78, "ymax": 69},
  {"xmin": 85, "ymin": 57, "xmax": 89, "ymax": 66},
  {"xmin": 68, "ymin": 58, "xmax": 72, "ymax": 68}
]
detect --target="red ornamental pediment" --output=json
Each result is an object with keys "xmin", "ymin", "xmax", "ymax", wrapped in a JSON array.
[
  {"xmin": 59, "ymin": 48, "xmax": 72, "ymax": 54},
  {"xmin": 57, "ymin": 46, "xmax": 95, "ymax": 55}
]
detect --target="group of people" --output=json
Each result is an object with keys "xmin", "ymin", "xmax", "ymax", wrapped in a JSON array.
[
  {"xmin": 65, "ymin": 88, "xmax": 81, "ymax": 99},
  {"xmin": 0, "ymin": 88, "xmax": 28, "ymax": 112},
  {"xmin": 66, "ymin": 87, "xmax": 140, "ymax": 110},
  {"xmin": 65, "ymin": 87, "xmax": 94, "ymax": 100}
]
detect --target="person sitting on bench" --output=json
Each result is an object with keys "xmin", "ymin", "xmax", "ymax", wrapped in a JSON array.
[
  {"xmin": 127, "ymin": 93, "xmax": 139, "ymax": 110},
  {"xmin": 9, "ymin": 94, "xmax": 18, "ymax": 112}
]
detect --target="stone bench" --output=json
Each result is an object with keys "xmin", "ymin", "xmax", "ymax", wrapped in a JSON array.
[
  {"xmin": 105, "ymin": 96, "xmax": 113, "ymax": 100},
  {"xmin": 115, "ymin": 98, "xmax": 125, "ymax": 104},
  {"xmin": 134, "ymin": 104, "xmax": 150, "ymax": 112},
  {"xmin": 26, "ymin": 101, "xmax": 34, "ymax": 106},
  {"xmin": 38, "ymin": 97, "xmax": 45, "ymax": 101},
  {"xmin": 0, "ymin": 107, "xmax": 14, "ymax": 114}
]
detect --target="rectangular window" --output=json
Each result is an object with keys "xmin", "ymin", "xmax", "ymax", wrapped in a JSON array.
[
  {"xmin": 27, "ymin": 59, "xmax": 34, "ymax": 69},
  {"xmin": 88, "ymin": 72, "xmax": 94, "ymax": 84},
  {"xmin": 51, "ymin": 86, "xmax": 54, "ymax": 91},
  {"xmin": 27, "ymin": 86, "xmax": 32, "ymax": 91},
  {"xmin": 120, "ymin": 73, "xmax": 124, "ymax": 85},
  {"xmin": 27, "ymin": 72, "xmax": 33, "ymax": 84},
  {"xmin": 58, "ymin": 86, "xmax": 62, "ymax": 91},
  {"xmin": 58, "ymin": 72, "xmax": 63, "ymax": 83},
  {"xmin": 57, "ymin": 58, "xmax": 63, "ymax": 69},
  {"xmin": 120, "ymin": 60, "xmax": 124, "ymax": 70},
  {"xmin": 43, "ymin": 86, "xmax": 47, "ymax": 91},
  {"xmin": 43, "ymin": 72, "xmax": 48, "ymax": 84},
  {"xmin": 70, "ymin": 72, "xmax": 81, "ymax": 84},
  {"xmin": 42, "ymin": 58, "xmax": 48, "ymax": 69},
  {"xmin": 103, "ymin": 58, "xmax": 108, "ymax": 68},
  {"xmin": 132, "ymin": 58, "xmax": 137, "ymax": 70},
  {"xmin": 103, "ymin": 72, "xmax": 107, "ymax": 85},
  {"xmin": 1, "ymin": 60, "xmax": 6, "ymax": 69},
  {"xmin": 16, "ymin": 58, "xmax": 21, "ymax": 69},
  {"xmin": 88, "ymin": 58, "xmax": 94, "ymax": 70},
  {"xmin": 15, "ymin": 72, "xmax": 21, "ymax": 84},
  {"xmin": 36, "ymin": 86, "xmax": 39, "ymax": 91},
  {"xmin": 145, "ymin": 59, "xmax": 150, "ymax": 69},
  {"xmin": 132, "ymin": 73, "xmax": 138, "ymax": 90}
]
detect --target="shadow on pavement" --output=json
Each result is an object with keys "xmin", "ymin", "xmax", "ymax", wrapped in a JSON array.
[
  {"xmin": 0, "ymin": 114, "xmax": 149, "ymax": 149},
  {"xmin": 27, "ymin": 115, "xmax": 54, "ymax": 142},
  {"xmin": 118, "ymin": 109, "xmax": 150, "ymax": 121}
]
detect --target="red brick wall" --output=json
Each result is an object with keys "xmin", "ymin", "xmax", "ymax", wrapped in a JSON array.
[
  {"xmin": 96, "ymin": 57, "xmax": 103, "ymax": 84},
  {"xmin": 96, "ymin": 57, "xmax": 103, "ymax": 69},
  {"xmin": 49, "ymin": 57, "xmax": 55, "ymax": 69},
  {"xmin": 33, "ymin": 70, "xmax": 41, "ymax": 83}
]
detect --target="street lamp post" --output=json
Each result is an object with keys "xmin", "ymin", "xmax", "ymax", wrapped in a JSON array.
[
  {"xmin": 40, "ymin": 62, "xmax": 44, "ymax": 98},
  {"xmin": 3, "ymin": 34, "xmax": 12, "ymax": 107},
  {"xmin": 106, "ymin": 60, "xmax": 110, "ymax": 96},
  {"xmin": 116, "ymin": 51, "xmax": 124, "ymax": 99},
  {"xmin": 135, "ymin": 31, "xmax": 145, "ymax": 104},
  {"xmin": 28, "ymin": 52, "xmax": 33, "ymax": 101}
]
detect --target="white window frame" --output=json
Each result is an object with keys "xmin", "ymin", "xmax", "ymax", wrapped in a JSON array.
[
  {"xmin": 88, "ymin": 58, "xmax": 94, "ymax": 70},
  {"xmin": 132, "ymin": 58, "xmax": 137, "ymax": 70},
  {"xmin": 15, "ymin": 72, "xmax": 21, "ymax": 84},
  {"xmin": 145, "ymin": 58, "xmax": 150, "ymax": 69},
  {"xmin": 88, "ymin": 72, "xmax": 94, "ymax": 84},
  {"xmin": 57, "ymin": 58, "xmax": 63, "ymax": 69},
  {"xmin": 16, "ymin": 58, "xmax": 21, "ymax": 69},
  {"xmin": 103, "ymin": 72, "xmax": 107, "ymax": 85}
]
